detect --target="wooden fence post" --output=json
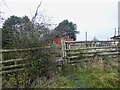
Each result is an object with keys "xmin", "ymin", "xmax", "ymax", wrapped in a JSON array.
[
  {"xmin": 61, "ymin": 38, "xmax": 67, "ymax": 65},
  {"xmin": 61, "ymin": 38, "xmax": 64, "ymax": 58},
  {"xmin": 118, "ymin": 39, "xmax": 120, "ymax": 73}
]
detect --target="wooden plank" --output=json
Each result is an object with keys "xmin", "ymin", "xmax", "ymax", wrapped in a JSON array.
[
  {"xmin": 67, "ymin": 52, "xmax": 80, "ymax": 55},
  {"xmin": 1, "ymin": 58, "xmax": 32, "ymax": 64},
  {"xmin": 65, "ymin": 46, "xmax": 120, "ymax": 51},
  {"xmin": 67, "ymin": 50, "xmax": 118, "ymax": 55},
  {"xmin": 68, "ymin": 59, "xmax": 92, "ymax": 64},
  {"xmin": 0, "ymin": 46, "xmax": 51, "ymax": 53},
  {"xmin": 67, "ymin": 56, "xmax": 79, "ymax": 59},
  {"xmin": 0, "ymin": 68, "xmax": 24, "ymax": 74},
  {"xmin": 67, "ymin": 52, "xmax": 119, "ymax": 59},
  {"xmin": 99, "ymin": 52, "xmax": 119, "ymax": 56},
  {"xmin": 67, "ymin": 54, "xmax": 95, "ymax": 59},
  {"xmin": 65, "ymin": 40, "xmax": 116, "ymax": 44},
  {"xmin": 2, "ymin": 63, "xmax": 30, "ymax": 70}
]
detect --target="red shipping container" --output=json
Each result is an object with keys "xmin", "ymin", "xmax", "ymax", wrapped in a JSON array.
[{"xmin": 53, "ymin": 38, "xmax": 73, "ymax": 44}]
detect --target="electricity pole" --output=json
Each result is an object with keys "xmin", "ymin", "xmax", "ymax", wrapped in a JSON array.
[{"xmin": 85, "ymin": 32, "xmax": 87, "ymax": 47}]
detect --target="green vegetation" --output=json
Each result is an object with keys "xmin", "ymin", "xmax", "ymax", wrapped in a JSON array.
[
  {"xmin": 53, "ymin": 20, "xmax": 79, "ymax": 40},
  {"xmin": 41, "ymin": 57, "xmax": 119, "ymax": 88},
  {"xmin": 1, "ymin": 14, "xmax": 81, "ymax": 88},
  {"xmin": 2, "ymin": 15, "xmax": 58, "ymax": 88}
]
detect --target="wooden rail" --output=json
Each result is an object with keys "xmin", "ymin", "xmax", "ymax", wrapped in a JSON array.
[
  {"xmin": 0, "ymin": 46, "xmax": 50, "ymax": 53},
  {"xmin": 0, "ymin": 46, "xmax": 51, "ymax": 74},
  {"xmin": 65, "ymin": 40, "xmax": 116, "ymax": 43},
  {"xmin": 65, "ymin": 46, "xmax": 120, "ymax": 51},
  {"xmin": 1, "ymin": 40, "xmax": 119, "ymax": 73},
  {"xmin": 61, "ymin": 39, "xmax": 119, "ymax": 65}
]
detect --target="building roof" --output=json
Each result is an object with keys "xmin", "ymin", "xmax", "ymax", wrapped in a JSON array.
[{"xmin": 110, "ymin": 35, "xmax": 120, "ymax": 40}]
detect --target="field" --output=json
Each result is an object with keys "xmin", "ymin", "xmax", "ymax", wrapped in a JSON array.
[{"xmin": 38, "ymin": 57, "xmax": 119, "ymax": 88}]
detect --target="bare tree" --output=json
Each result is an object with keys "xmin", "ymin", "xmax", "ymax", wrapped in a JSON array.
[
  {"xmin": 0, "ymin": 0, "xmax": 4, "ymax": 22},
  {"xmin": 32, "ymin": 0, "xmax": 42, "ymax": 23},
  {"xmin": 0, "ymin": 0, "xmax": 12, "ymax": 23}
]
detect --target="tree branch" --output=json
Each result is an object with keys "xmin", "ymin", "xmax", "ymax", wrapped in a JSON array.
[{"xmin": 32, "ymin": 0, "xmax": 42, "ymax": 23}]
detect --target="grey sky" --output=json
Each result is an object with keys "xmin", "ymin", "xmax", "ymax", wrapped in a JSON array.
[{"xmin": 1, "ymin": 0, "xmax": 119, "ymax": 41}]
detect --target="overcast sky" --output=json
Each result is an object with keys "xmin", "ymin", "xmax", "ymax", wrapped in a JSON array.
[{"xmin": 1, "ymin": 0, "xmax": 119, "ymax": 41}]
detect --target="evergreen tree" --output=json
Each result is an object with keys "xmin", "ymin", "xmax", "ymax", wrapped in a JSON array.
[{"xmin": 54, "ymin": 20, "xmax": 79, "ymax": 40}]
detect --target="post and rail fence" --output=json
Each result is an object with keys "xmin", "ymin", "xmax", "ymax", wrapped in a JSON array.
[
  {"xmin": 0, "ymin": 46, "xmax": 51, "ymax": 75},
  {"xmin": 0, "ymin": 39, "xmax": 120, "ymax": 74},
  {"xmin": 61, "ymin": 39, "xmax": 120, "ymax": 65}
]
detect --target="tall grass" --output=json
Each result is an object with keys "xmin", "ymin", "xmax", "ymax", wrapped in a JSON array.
[{"xmin": 41, "ymin": 56, "xmax": 119, "ymax": 88}]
